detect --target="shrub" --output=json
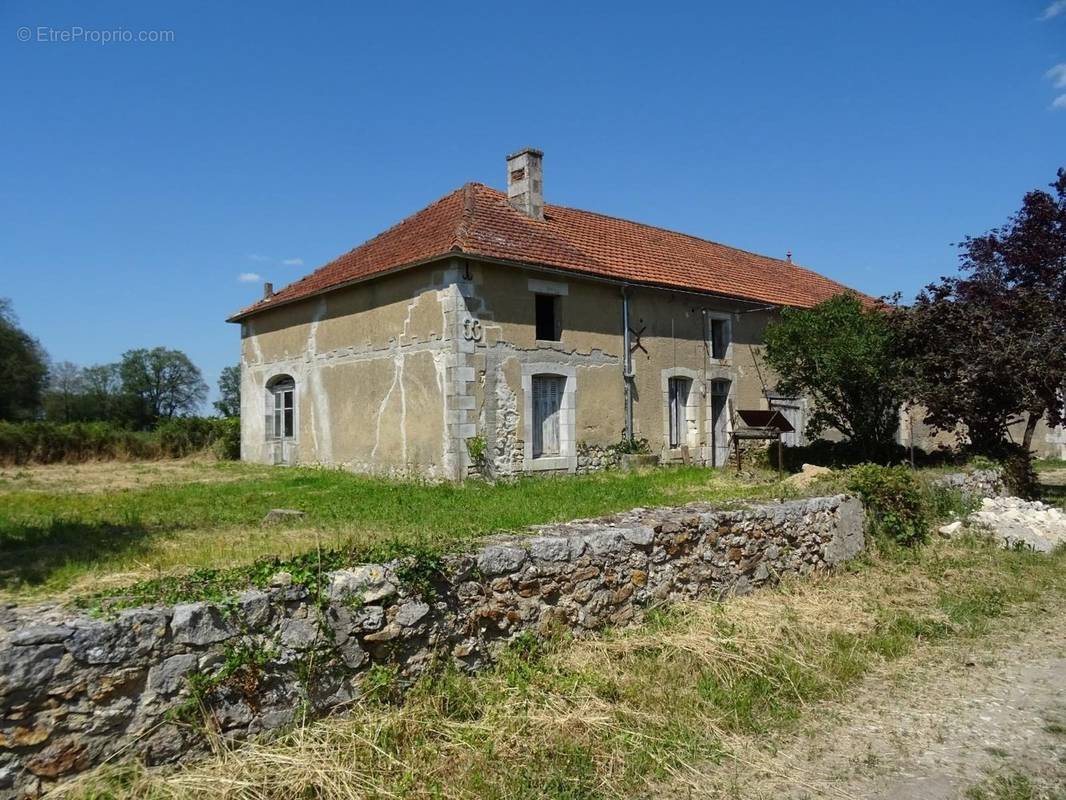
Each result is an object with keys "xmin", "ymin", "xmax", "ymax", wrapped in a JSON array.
[
  {"xmin": 0, "ymin": 417, "xmax": 242, "ymax": 465},
  {"xmin": 845, "ymin": 464, "xmax": 929, "ymax": 546},
  {"xmin": 608, "ymin": 435, "xmax": 651, "ymax": 456},
  {"xmin": 212, "ymin": 417, "xmax": 241, "ymax": 461}
]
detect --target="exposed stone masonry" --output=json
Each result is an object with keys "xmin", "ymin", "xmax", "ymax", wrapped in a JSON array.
[
  {"xmin": 932, "ymin": 468, "xmax": 1006, "ymax": 500},
  {"xmin": 0, "ymin": 494, "xmax": 865, "ymax": 798}
]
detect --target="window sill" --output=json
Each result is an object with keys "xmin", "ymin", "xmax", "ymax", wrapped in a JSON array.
[
  {"xmin": 534, "ymin": 339, "xmax": 565, "ymax": 347},
  {"xmin": 524, "ymin": 455, "xmax": 575, "ymax": 472}
]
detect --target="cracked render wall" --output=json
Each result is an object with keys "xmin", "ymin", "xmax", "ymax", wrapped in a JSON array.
[
  {"xmin": 0, "ymin": 493, "xmax": 865, "ymax": 798},
  {"xmin": 239, "ymin": 261, "xmax": 472, "ymax": 479},
  {"xmin": 237, "ymin": 257, "xmax": 790, "ymax": 480},
  {"xmin": 455, "ymin": 261, "xmax": 783, "ymax": 476}
]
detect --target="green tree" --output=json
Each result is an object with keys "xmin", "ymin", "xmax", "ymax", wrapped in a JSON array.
[
  {"xmin": 763, "ymin": 292, "xmax": 902, "ymax": 460},
  {"xmin": 80, "ymin": 363, "xmax": 122, "ymax": 421},
  {"xmin": 893, "ymin": 168, "xmax": 1066, "ymax": 494},
  {"xmin": 118, "ymin": 347, "xmax": 208, "ymax": 428},
  {"xmin": 42, "ymin": 360, "xmax": 86, "ymax": 422},
  {"xmin": 213, "ymin": 365, "xmax": 241, "ymax": 418},
  {"xmin": 0, "ymin": 299, "xmax": 48, "ymax": 421}
]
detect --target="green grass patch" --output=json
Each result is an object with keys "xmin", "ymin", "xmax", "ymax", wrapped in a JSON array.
[{"xmin": 0, "ymin": 462, "xmax": 792, "ymax": 603}]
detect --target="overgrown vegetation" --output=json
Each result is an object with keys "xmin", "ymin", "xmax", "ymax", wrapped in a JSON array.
[
  {"xmin": 608, "ymin": 435, "xmax": 651, "ymax": 455},
  {"xmin": 60, "ymin": 536, "xmax": 1066, "ymax": 800},
  {"xmin": 0, "ymin": 417, "xmax": 240, "ymax": 465},
  {"xmin": 845, "ymin": 464, "xmax": 931, "ymax": 546},
  {"xmin": 841, "ymin": 463, "xmax": 981, "ymax": 547}
]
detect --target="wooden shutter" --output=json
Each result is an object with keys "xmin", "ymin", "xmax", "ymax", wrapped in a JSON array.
[{"xmin": 532, "ymin": 376, "xmax": 563, "ymax": 458}]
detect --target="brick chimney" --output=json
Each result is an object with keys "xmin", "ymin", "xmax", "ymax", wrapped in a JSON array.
[{"xmin": 506, "ymin": 147, "xmax": 544, "ymax": 220}]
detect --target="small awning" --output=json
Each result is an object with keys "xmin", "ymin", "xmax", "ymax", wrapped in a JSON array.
[{"xmin": 733, "ymin": 409, "xmax": 795, "ymax": 439}]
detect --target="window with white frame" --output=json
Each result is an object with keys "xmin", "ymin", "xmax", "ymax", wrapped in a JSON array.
[
  {"xmin": 668, "ymin": 377, "xmax": 692, "ymax": 448},
  {"xmin": 267, "ymin": 376, "xmax": 295, "ymax": 440}
]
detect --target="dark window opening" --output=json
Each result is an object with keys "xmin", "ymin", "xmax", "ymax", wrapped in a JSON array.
[
  {"xmin": 535, "ymin": 294, "xmax": 560, "ymax": 341},
  {"xmin": 711, "ymin": 318, "xmax": 729, "ymax": 360}
]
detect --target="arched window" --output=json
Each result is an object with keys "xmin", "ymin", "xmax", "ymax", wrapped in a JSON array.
[{"xmin": 266, "ymin": 375, "xmax": 295, "ymax": 440}]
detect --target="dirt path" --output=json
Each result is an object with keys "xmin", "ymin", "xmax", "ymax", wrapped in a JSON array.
[{"xmin": 684, "ymin": 608, "xmax": 1066, "ymax": 799}]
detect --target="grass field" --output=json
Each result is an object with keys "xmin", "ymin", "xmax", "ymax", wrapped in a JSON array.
[
  {"xmin": 0, "ymin": 460, "xmax": 794, "ymax": 602},
  {"xmin": 60, "ymin": 534, "xmax": 1066, "ymax": 800}
]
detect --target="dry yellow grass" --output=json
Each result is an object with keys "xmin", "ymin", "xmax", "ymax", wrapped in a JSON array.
[{"xmin": 0, "ymin": 457, "xmax": 256, "ymax": 495}]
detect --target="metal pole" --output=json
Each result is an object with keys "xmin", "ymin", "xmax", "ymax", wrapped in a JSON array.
[{"xmin": 622, "ymin": 287, "xmax": 633, "ymax": 445}]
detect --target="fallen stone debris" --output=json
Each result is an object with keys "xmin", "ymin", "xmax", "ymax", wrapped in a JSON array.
[
  {"xmin": 784, "ymin": 463, "xmax": 833, "ymax": 489},
  {"xmin": 939, "ymin": 496, "xmax": 1066, "ymax": 553}
]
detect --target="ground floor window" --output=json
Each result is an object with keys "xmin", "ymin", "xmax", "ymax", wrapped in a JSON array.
[
  {"xmin": 531, "ymin": 374, "xmax": 565, "ymax": 457},
  {"xmin": 268, "ymin": 376, "xmax": 295, "ymax": 439}
]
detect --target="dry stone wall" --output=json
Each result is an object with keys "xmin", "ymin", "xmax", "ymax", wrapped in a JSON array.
[
  {"xmin": 932, "ymin": 468, "xmax": 1006, "ymax": 500},
  {"xmin": 0, "ymin": 494, "xmax": 864, "ymax": 799}
]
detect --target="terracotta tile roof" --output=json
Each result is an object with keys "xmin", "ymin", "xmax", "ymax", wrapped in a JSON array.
[{"xmin": 229, "ymin": 182, "xmax": 865, "ymax": 320}]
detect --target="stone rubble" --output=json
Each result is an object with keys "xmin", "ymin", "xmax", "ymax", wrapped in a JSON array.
[
  {"xmin": 941, "ymin": 496, "xmax": 1066, "ymax": 553},
  {"xmin": 784, "ymin": 463, "xmax": 833, "ymax": 489},
  {"xmin": 0, "ymin": 494, "xmax": 865, "ymax": 799}
]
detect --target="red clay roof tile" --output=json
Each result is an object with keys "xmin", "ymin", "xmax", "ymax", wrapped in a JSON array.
[{"xmin": 229, "ymin": 182, "xmax": 864, "ymax": 320}]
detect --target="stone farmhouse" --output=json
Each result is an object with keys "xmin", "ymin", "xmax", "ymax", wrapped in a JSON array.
[{"xmin": 227, "ymin": 149, "xmax": 879, "ymax": 479}]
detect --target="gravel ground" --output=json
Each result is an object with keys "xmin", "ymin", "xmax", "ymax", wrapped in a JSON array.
[{"xmin": 661, "ymin": 606, "xmax": 1066, "ymax": 799}]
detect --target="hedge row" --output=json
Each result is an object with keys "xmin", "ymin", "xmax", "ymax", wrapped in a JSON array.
[{"xmin": 0, "ymin": 417, "xmax": 240, "ymax": 465}]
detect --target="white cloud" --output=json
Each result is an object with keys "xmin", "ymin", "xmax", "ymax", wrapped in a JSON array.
[
  {"xmin": 238, "ymin": 272, "xmax": 262, "ymax": 283},
  {"xmin": 1042, "ymin": 0, "xmax": 1066, "ymax": 19},
  {"xmin": 247, "ymin": 254, "xmax": 269, "ymax": 262},
  {"xmin": 1048, "ymin": 63, "xmax": 1066, "ymax": 88},
  {"xmin": 282, "ymin": 258, "xmax": 304, "ymax": 266},
  {"xmin": 1053, "ymin": 93, "xmax": 1066, "ymax": 109}
]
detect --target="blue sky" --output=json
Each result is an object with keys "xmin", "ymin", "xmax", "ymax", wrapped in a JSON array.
[{"xmin": 2, "ymin": 1, "xmax": 1064, "ymax": 405}]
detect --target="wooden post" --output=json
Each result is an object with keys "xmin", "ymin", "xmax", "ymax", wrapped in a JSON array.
[{"xmin": 777, "ymin": 432, "xmax": 784, "ymax": 478}]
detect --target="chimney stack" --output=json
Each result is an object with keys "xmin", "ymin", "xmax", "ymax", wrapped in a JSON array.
[
  {"xmin": 785, "ymin": 250, "xmax": 792, "ymax": 264},
  {"xmin": 263, "ymin": 282, "xmax": 274, "ymax": 299},
  {"xmin": 506, "ymin": 147, "xmax": 544, "ymax": 220}
]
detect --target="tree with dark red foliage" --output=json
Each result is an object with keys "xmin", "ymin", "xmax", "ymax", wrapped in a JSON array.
[{"xmin": 895, "ymin": 169, "xmax": 1066, "ymax": 485}]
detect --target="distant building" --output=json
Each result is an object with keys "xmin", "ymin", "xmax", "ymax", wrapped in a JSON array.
[{"xmin": 226, "ymin": 149, "xmax": 869, "ymax": 479}]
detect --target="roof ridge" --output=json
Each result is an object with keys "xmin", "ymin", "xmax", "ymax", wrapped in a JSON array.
[
  {"xmin": 472, "ymin": 183, "xmax": 826, "ymax": 274},
  {"xmin": 550, "ymin": 199, "xmax": 803, "ymax": 270}
]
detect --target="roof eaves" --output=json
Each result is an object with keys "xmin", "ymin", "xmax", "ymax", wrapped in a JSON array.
[{"xmin": 225, "ymin": 250, "xmax": 462, "ymax": 323}]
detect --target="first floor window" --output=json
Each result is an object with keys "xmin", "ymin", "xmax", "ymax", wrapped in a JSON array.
[
  {"xmin": 269, "ymin": 378, "xmax": 295, "ymax": 439},
  {"xmin": 710, "ymin": 317, "xmax": 730, "ymax": 360},
  {"xmin": 531, "ymin": 374, "xmax": 565, "ymax": 457},
  {"xmin": 668, "ymin": 377, "xmax": 692, "ymax": 448},
  {"xmin": 535, "ymin": 294, "xmax": 560, "ymax": 341}
]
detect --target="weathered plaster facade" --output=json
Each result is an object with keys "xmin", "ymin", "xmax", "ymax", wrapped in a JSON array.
[{"xmin": 239, "ymin": 256, "xmax": 787, "ymax": 479}]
